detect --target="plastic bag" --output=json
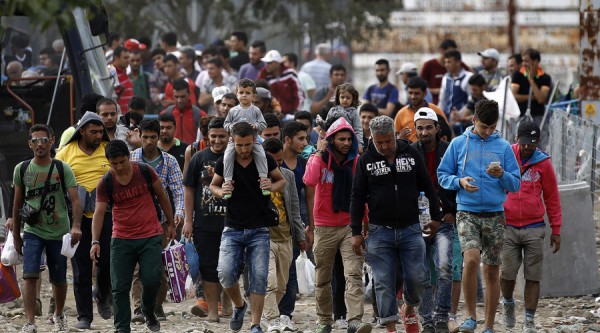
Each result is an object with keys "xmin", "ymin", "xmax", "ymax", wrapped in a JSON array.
[
  {"xmin": 1, "ymin": 231, "xmax": 23, "ymax": 266},
  {"xmin": 162, "ymin": 239, "xmax": 189, "ymax": 303},
  {"xmin": 181, "ymin": 237, "xmax": 200, "ymax": 282},
  {"xmin": 0, "ymin": 247, "xmax": 21, "ymax": 303},
  {"xmin": 185, "ymin": 274, "xmax": 196, "ymax": 299},
  {"xmin": 295, "ymin": 251, "xmax": 315, "ymax": 296},
  {"xmin": 60, "ymin": 233, "xmax": 80, "ymax": 258}
]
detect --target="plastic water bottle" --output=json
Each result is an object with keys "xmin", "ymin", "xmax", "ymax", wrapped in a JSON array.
[{"xmin": 418, "ymin": 192, "xmax": 430, "ymax": 237}]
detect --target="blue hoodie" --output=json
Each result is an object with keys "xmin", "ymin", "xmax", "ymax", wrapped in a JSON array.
[{"xmin": 437, "ymin": 126, "xmax": 520, "ymax": 212}]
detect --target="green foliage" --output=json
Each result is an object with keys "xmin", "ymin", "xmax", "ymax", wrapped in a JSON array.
[{"xmin": 2, "ymin": 0, "xmax": 101, "ymax": 31}]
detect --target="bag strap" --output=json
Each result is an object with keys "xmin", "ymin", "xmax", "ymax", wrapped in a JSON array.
[
  {"xmin": 37, "ymin": 161, "xmax": 56, "ymax": 207},
  {"xmin": 54, "ymin": 161, "xmax": 71, "ymax": 206}
]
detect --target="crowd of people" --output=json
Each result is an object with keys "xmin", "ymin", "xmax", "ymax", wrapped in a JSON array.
[{"xmin": 3, "ymin": 31, "xmax": 564, "ymax": 333}]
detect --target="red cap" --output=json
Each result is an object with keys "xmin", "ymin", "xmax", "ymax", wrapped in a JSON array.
[{"xmin": 124, "ymin": 39, "xmax": 147, "ymax": 51}]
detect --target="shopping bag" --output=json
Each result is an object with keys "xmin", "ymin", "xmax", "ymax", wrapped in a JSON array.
[
  {"xmin": 181, "ymin": 237, "xmax": 199, "ymax": 282},
  {"xmin": 295, "ymin": 251, "xmax": 315, "ymax": 296},
  {"xmin": 60, "ymin": 233, "xmax": 80, "ymax": 258},
  {"xmin": 1, "ymin": 231, "xmax": 23, "ymax": 266},
  {"xmin": 161, "ymin": 240, "xmax": 189, "ymax": 303},
  {"xmin": 0, "ymin": 245, "xmax": 21, "ymax": 303}
]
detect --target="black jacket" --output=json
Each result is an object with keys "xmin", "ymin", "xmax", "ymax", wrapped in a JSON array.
[
  {"xmin": 411, "ymin": 140, "xmax": 458, "ymax": 216},
  {"xmin": 350, "ymin": 139, "xmax": 442, "ymax": 236}
]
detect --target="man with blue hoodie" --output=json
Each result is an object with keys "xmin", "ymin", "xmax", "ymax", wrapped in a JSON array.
[{"xmin": 437, "ymin": 100, "xmax": 520, "ymax": 333}]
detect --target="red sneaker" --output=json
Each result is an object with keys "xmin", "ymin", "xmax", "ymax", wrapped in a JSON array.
[
  {"xmin": 191, "ymin": 298, "xmax": 208, "ymax": 317},
  {"xmin": 401, "ymin": 304, "xmax": 419, "ymax": 333}
]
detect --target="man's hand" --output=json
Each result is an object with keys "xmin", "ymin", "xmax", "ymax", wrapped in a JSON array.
[
  {"xmin": 126, "ymin": 128, "xmax": 142, "ymax": 148},
  {"xmin": 90, "ymin": 244, "xmax": 100, "ymax": 263},
  {"xmin": 182, "ymin": 221, "xmax": 193, "ymax": 240},
  {"xmin": 259, "ymin": 177, "xmax": 272, "ymax": 192},
  {"xmin": 70, "ymin": 226, "xmax": 82, "ymax": 246},
  {"xmin": 175, "ymin": 214, "xmax": 184, "ymax": 229},
  {"xmin": 316, "ymin": 138, "xmax": 328, "ymax": 152},
  {"xmin": 486, "ymin": 164, "xmax": 504, "ymax": 178},
  {"xmin": 550, "ymin": 234, "xmax": 561, "ymax": 254},
  {"xmin": 460, "ymin": 177, "xmax": 479, "ymax": 192},
  {"xmin": 305, "ymin": 226, "xmax": 314, "ymax": 248},
  {"xmin": 298, "ymin": 240, "xmax": 307, "ymax": 252},
  {"xmin": 222, "ymin": 181, "xmax": 234, "ymax": 198},
  {"xmin": 423, "ymin": 220, "xmax": 441, "ymax": 238},
  {"xmin": 13, "ymin": 232, "xmax": 23, "ymax": 255},
  {"xmin": 167, "ymin": 224, "xmax": 176, "ymax": 241},
  {"xmin": 5, "ymin": 217, "xmax": 13, "ymax": 232},
  {"xmin": 397, "ymin": 127, "xmax": 411, "ymax": 140},
  {"xmin": 351, "ymin": 235, "xmax": 365, "ymax": 256}
]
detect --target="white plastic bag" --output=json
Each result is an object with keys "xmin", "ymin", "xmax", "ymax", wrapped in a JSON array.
[
  {"xmin": 60, "ymin": 233, "xmax": 80, "ymax": 258},
  {"xmin": 1, "ymin": 231, "xmax": 23, "ymax": 266},
  {"xmin": 295, "ymin": 251, "xmax": 315, "ymax": 296}
]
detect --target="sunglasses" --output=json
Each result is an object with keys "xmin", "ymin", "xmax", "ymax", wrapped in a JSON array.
[{"xmin": 31, "ymin": 137, "xmax": 50, "ymax": 144}]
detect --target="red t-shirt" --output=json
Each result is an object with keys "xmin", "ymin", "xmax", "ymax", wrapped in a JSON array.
[
  {"xmin": 96, "ymin": 163, "xmax": 163, "ymax": 239},
  {"xmin": 164, "ymin": 78, "xmax": 198, "ymax": 107},
  {"xmin": 116, "ymin": 66, "xmax": 134, "ymax": 114}
]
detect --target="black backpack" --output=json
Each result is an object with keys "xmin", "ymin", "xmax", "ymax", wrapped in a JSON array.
[{"xmin": 102, "ymin": 162, "xmax": 162, "ymax": 220}]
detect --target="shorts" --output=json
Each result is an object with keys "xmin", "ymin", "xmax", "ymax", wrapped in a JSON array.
[
  {"xmin": 193, "ymin": 230, "xmax": 222, "ymax": 283},
  {"xmin": 22, "ymin": 232, "xmax": 67, "ymax": 284},
  {"xmin": 456, "ymin": 211, "xmax": 505, "ymax": 266},
  {"xmin": 500, "ymin": 226, "xmax": 546, "ymax": 281},
  {"xmin": 451, "ymin": 226, "xmax": 463, "ymax": 281}
]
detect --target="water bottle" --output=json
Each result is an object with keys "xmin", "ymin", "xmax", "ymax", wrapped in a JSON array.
[{"xmin": 418, "ymin": 191, "xmax": 430, "ymax": 237}]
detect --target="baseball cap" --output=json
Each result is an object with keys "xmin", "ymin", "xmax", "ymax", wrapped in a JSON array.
[
  {"xmin": 261, "ymin": 50, "xmax": 283, "ymax": 63},
  {"xmin": 256, "ymin": 87, "xmax": 272, "ymax": 100},
  {"xmin": 124, "ymin": 39, "xmax": 147, "ymax": 51},
  {"xmin": 395, "ymin": 62, "xmax": 418, "ymax": 75},
  {"xmin": 478, "ymin": 48, "xmax": 500, "ymax": 61},
  {"xmin": 212, "ymin": 86, "xmax": 231, "ymax": 103},
  {"xmin": 414, "ymin": 107, "xmax": 439, "ymax": 123},
  {"xmin": 517, "ymin": 120, "xmax": 541, "ymax": 145}
]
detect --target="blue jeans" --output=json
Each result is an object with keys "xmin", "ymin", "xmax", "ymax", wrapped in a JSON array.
[
  {"xmin": 218, "ymin": 227, "xmax": 270, "ymax": 295},
  {"xmin": 366, "ymin": 223, "xmax": 427, "ymax": 325},
  {"xmin": 418, "ymin": 222, "xmax": 454, "ymax": 326},
  {"xmin": 23, "ymin": 232, "xmax": 66, "ymax": 284}
]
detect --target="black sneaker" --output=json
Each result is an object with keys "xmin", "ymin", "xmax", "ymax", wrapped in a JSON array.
[
  {"xmin": 73, "ymin": 319, "xmax": 91, "ymax": 329},
  {"xmin": 131, "ymin": 308, "xmax": 145, "ymax": 324},
  {"xmin": 145, "ymin": 313, "xmax": 161, "ymax": 332},
  {"xmin": 154, "ymin": 304, "xmax": 167, "ymax": 321},
  {"xmin": 435, "ymin": 321, "xmax": 450, "ymax": 333},
  {"xmin": 95, "ymin": 296, "xmax": 112, "ymax": 320},
  {"xmin": 347, "ymin": 320, "xmax": 372, "ymax": 333},
  {"xmin": 422, "ymin": 323, "xmax": 436, "ymax": 333}
]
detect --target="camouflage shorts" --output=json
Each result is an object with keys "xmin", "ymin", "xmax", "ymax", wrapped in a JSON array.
[{"xmin": 456, "ymin": 211, "xmax": 506, "ymax": 266}]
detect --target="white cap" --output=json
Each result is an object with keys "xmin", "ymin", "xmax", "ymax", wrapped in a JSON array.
[
  {"xmin": 261, "ymin": 50, "xmax": 283, "ymax": 63},
  {"xmin": 414, "ymin": 107, "xmax": 439, "ymax": 123},
  {"xmin": 395, "ymin": 62, "xmax": 418, "ymax": 75},
  {"xmin": 212, "ymin": 86, "xmax": 231, "ymax": 102},
  {"xmin": 478, "ymin": 48, "xmax": 500, "ymax": 61}
]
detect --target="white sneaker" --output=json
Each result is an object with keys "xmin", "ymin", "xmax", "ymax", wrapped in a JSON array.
[
  {"xmin": 279, "ymin": 315, "xmax": 298, "ymax": 332},
  {"xmin": 53, "ymin": 315, "xmax": 68, "ymax": 332},
  {"xmin": 20, "ymin": 323, "xmax": 37, "ymax": 333},
  {"xmin": 267, "ymin": 318, "xmax": 283, "ymax": 333},
  {"xmin": 333, "ymin": 317, "xmax": 348, "ymax": 329}
]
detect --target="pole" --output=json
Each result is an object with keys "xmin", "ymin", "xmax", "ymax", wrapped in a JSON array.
[
  {"xmin": 501, "ymin": 76, "xmax": 510, "ymax": 138},
  {"xmin": 47, "ymin": 47, "xmax": 67, "ymax": 125},
  {"xmin": 591, "ymin": 124, "xmax": 598, "ymax": 197},
  {"xmin": 540, "ymin": 80, "xmax": 560, "ymax": 132}
]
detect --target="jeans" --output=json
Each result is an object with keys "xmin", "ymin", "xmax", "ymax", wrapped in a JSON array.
[
  {"xmin": 72, "ymin": 214, "xmax": 113, "ymax": 323},
  {"xmin": 22, "ymin": 232, "xmax": 66, "ymax": 284},
  {"xmin": 419, "ymin": 222, "xmax": 454, "ymax": 326},
  {"xmin": 218, "ymin": 227, "xmax": 270, "ymax": 295},
  {"xmin": 366, "ymin": 223, "xmax": 427, "ymax": 325},
  {"xmin": 111, "ymin": 236, "xmax": 163, "ymax": 333},
  {"xmin": 278, "ymin": 245, "xmax": 299, "ymax": 318}
]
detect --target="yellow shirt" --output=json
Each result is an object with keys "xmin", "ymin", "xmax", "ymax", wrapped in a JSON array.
[
  {"xmin": 55, "ymin": 141, "xmax": 110, "ymax": 192},
  {"xmin": 269, "ymin": 190, "xmax": 291, "ymax": 242}
]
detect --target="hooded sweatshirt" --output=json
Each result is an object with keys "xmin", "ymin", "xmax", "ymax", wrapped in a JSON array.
[
  {"xmin": 504, "ymin": 144, "xmax": 562, "ymax": 234},
  {"xmin": 437, "ymin": 126, "xmax": 520, "ymax": 212},
  {"xmin": 55, "ymin": 112, "xmax": 111, "ymax": 217},
  {"xmin": 303, "ymin": 117, "xmax": 359, "ymax": 227},
  {"xmin": 350, "ymin": 139, "xmax": 442, "ymax": 235}
]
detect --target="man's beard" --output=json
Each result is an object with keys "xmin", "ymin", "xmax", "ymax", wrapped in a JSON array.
[
  {"xmin": 377, "ymin": 75, "xmax": 387, "ymax": 83},
  {"xmin": 161, "ymin": 136, "xmax": 173, "ymax": 144}
]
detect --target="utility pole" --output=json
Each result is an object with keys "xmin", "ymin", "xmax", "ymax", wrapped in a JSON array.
[{"xmin": 508, "ymin": 0, "xmax": 518, "ymax": 54}]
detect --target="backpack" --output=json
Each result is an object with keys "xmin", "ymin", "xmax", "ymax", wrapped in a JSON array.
[
  {"xmin": 164, "ymin": 105, "xmax": 203, "ymax": 128},
  {"xmin": 102, "ymin": 162, "xmax": 162, "ymax": 221},
  {"xmin": 19, "ymin": 160, "xmax": 71, "ymax": 219}
]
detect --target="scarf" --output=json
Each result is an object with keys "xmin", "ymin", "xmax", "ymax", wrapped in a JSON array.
[{"xmin": 322, "ymin": 149, "xmax": 353, "ymax": 213}]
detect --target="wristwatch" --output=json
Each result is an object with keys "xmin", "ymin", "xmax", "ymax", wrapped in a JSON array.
[{"xmin": 91, "ymin": 240, "xmax": 100, "ymax": 246}]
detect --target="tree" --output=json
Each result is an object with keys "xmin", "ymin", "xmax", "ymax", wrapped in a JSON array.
[{"xmin": 2, "ymin": 0, "xmax": 101, "ymax": 31}]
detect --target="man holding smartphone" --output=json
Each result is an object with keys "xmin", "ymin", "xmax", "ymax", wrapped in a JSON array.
[{"xmin": 438, "ymin": 100, "xmax": 521, "ymax": 333}]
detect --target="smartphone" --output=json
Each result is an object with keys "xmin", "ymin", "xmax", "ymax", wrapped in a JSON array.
[{"xmin": 489, "ymin": 161, "xmax": 500, "ymax": 168}]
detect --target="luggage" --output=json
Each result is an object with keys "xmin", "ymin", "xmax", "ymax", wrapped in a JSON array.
[{"xmin": 161, "ymin": 240, "xmax": 189, "ymax": 303}]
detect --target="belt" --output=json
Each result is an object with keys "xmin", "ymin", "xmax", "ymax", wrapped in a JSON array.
[{"xmin": 462, "ymin": 211, "xmax": 503, "ymax": 218}]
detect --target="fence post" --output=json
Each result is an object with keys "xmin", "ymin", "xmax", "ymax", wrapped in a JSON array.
[
  {"xmin": 592, "ymin": 125, "xmax": 598, "ymax": 199},
  {"xmin": 561, "ymin": 113, "xmax": 567, "ymax": 182}
]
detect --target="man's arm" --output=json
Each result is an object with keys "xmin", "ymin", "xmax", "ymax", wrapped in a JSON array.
[
  {"xmin": 530, "ymin": 79, "xmax": 550, "ymax": 104},
  {"xmin": 168, "ymin": 157, "xmax": 185, "ymax": 220},
  {"xmin": 437, "ymin": 141, "xmax": 462, "ymax": 190},
  {"xmin": 286, "ymin": 173, "xmax": 306, "ymax": 249},
  {"xmin": 182, "ymin": 186, "xmax": 195, "ymax": 239},
  {"xmin": 11, "ymin": 183, "xmax": 24, "ymax": 255},
  {"xmin": 305, "ymin": 185, "xmax": 315, "ymax": 247},
  {"xmin": 198, "ymin": 92, "xmax": 213, "ymax": 107},
  {"xmin": 511, "ymin": 83, "xmax": 529, "ymax": 103},
  {"xmin": 209, "ymin": 173, "xmax": 228, "ymax": 198},
  {"xmin": 498, "ymin": 145, "xmax": 521, "ymax": 193},
  {"xmin": 89, "ymin": 201, "xmax": 107, "ymax": 263},
  {"xmin": 67, "ymin": 186, "xmax": 83, "ymax": 246},
  {"xmin": 268, "ymin": 167, "xmax": 286, "ymax": 193},
  {"xmin": 311, "ymin": 87, "xmax": 335, "ymax": 115}
]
